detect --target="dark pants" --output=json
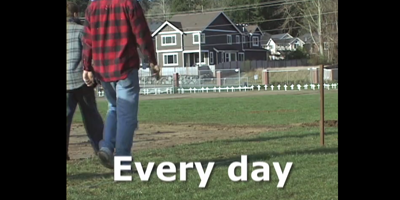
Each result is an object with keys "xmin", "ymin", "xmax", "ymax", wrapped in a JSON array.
[{"xmin": 67, "ymin": 84, "xmax": 104, "ymax": 158}]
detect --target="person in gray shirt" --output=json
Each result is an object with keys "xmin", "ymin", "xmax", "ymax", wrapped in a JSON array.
[{"xmin": 66, "ymin": 1, "xmax": 103, "ymax": 161}]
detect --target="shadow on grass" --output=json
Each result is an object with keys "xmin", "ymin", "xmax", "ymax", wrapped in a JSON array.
[
  {"xmin": 68, "ymin": 146, "xmax": 337, "ymax": 181},
  {"xmin": 225, "ymin": 131, "xmax": 337, "ymax": 144},
  {"xmin": 183, "ymin": 131, "xmax": 337, "ymax": 146}
]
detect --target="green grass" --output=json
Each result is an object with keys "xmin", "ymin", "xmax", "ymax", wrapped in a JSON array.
[
  {"xmin": 73, "ymin": 92, "xmax": 338, "ymax": 126},
  {"xmin": 68, "ymin": 92, "xmax": 338, "ymax": 200}
]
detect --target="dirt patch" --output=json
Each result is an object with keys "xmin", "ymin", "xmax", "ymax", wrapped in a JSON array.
[
  {"xmin": 68, "ymin": 119, "xmax": 338, "ymax": 160},
  {"xmin": 249, "ymin": 109, "xmax": 298, "ymax": 114},
  {"xmin": 300, "ymin": 120, "xmax": 338, "ymax": 127},
  {"xmin": 68, "ymin": 123, "xmax": 290, "ymax": 160}
]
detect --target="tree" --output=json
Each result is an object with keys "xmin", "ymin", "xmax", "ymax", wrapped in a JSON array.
[
  {"xmin": 146, "ymin": 0, "xmax": 171, "ymax": 21},
  {"xmin": 68, "ymin": 0, "xmax": 90, "ymax": 17},
  {"xmin": 169, "ymin": 0, "xmax": 211, "ymax": 13},
  {"xmin": 286, "ymin": 47, "xmax": 308, "ymax": 59},
  {"xmin": 275, "ymin": 0, "xmax": 338, "ymax": 63},
  {"xmin": 137, "ymin": 0, "xmax": 151, "ymax": 12}
]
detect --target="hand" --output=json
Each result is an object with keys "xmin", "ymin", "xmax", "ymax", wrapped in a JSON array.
[
  {"xmin": 83, "ymin": 70, "xmax": 95, "ymax": 87},
  {"xmin": 150, "ymin": 63, "xmax": 161, "ymax": 80}
]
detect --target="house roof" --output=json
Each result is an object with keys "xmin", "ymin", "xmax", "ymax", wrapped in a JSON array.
[
  {"xmin": 235, "ymin": 24, "xmax": 249, "ymax": 33},
  {"xmin": 148, "ymin": 21, "xmax": 164, "ymax": 33},
  {"xmin": 271, "ymin": 33, "xmax": 290, "ymax": 39},
  {"xmin": 245, "ymin": 25, "xmax": 262, "ymax": 33},
  {"xmin": 299, "ymin": 33, "xmax": 320, "ymax": 43},
  {"xmin": 213, "ymin": 47, "xmax": 241, "ymax": 51},
  {"xmin": 166, "ymin": 11, "xmax": 243, "ymax": 33},
  {"xmin": 167, "ymin": 11, "xmax": 222, "ymax": 31},
  {"xmin": 260, "ymin": 33, "xmax": 272, "ymax": 45},
  {"xmin": 235, "ymin": 24, "xmax": 263, "ymax": 35},
  {"xmin": 272, "ymin": 38, "xmax": 302, "ymax": 46},
  {"xmin": 151, "ymin": 20, "xmax": 185, "ymax": 37}
]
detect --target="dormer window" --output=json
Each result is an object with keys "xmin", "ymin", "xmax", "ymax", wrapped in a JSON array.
[{"xmin": 252, "ymin": 36, "xmax": 259, "ymax": 46}]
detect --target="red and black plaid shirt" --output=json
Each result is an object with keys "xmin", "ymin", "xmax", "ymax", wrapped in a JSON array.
[{"xmin": 82, "ymin": 0, "xmax": 157, "ymax": 82}]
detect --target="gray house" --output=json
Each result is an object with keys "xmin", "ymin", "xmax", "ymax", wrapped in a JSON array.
[
  {"xmin": 236, "ymin": 24, "xmax": 267, "ymax": 60},
  {"xmin": 151, "ymin": 11, "xmax": 268, "ymax": 69}
]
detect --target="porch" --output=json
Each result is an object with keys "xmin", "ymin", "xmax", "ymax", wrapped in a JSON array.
[
  {"xmin": 183, "ymin": 51, "xmax": 209, "ymax": 67},
  {"xmin": 213, "ymin": 48, "xmax": 245, "ymax": 64}
]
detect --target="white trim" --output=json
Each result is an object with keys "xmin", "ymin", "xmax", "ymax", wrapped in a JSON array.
[
  {"xmin": 266, "ymin": 38, "xmax": 273, "ymax": 46},
  {"xmin": 151, "ymin": 21, "xmax": 183, "ymax": 37},
  {"xmin": 193, "ymin": 33, "xmax": 200, "ymax": 44},
  {"xmin": 155, "ymin": 36, "xmax": 158, "ymax": 66},
  {"xmin": 201, "ymin": 33, "xmax": 206, "ymax": 44},
  {"xmin": 163, "ymin": 53, "xmax": 179, "ymax": 66},
  {"xmin": 203, "ymin": 29, "xmax": 237, "ymax": 33},
  {"xmin": 227, "ymin": 35, "xmax": 232, "ymax": 45},
  {"xmin": 209, "ymin": 51, "xmax": 214, "ymax": 64},
  {"xmin": 161, "ymin": 34, "xmax": 177, "ymax": 46},
  {"xmin": 159, "ymin": 31, "xmax": 181, "ymax": 35},
  {"xmin": 201, "ymin": 12, "xmax": 243, "ymax": 33},
  {"xmin": 289, "ymin": 38, "xmax": 305, "ymax": 45},
  {"xmin": 183, "ymin": 50, "xmax": 201, "ymax": 53},
  {"xmin": 238, "ymin": 52, "xmax": 245, "ymax": 61},
  {"xmin": 252, "ymin": 36, "xmax": 259, "ymax": 46},
  {"xmin": 236, "ymin": 35, "xmax": 240, "ymax": 44},
  {"xmin": 280, "ymin": 33, "xmax": 293, "ymax": 39},
  {"xmin": 184, "ymin": 31, "xmax": 202, "ymax": 34},
  {"xmin": 213, "ymin": 48, "xmax": 219, "ymax": 53},
  {"xmin": 157, "ymin": 49, "xmax": 182, "ymax": 53}
]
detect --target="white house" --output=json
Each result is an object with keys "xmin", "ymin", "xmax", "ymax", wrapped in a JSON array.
[{"xmin": 261, "ymin": 33, "xmax": 305, "ymax": 60}]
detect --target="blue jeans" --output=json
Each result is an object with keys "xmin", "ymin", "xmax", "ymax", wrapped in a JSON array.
[
  {"xmin": 100, "ymin": 69, "xmax": 140, "ymax": 157},
  {"xmin": 67, "ymin": 84, "xmax": 104, "ymax": 156}
]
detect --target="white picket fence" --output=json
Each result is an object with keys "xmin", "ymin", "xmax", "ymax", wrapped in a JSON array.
[
  {"xmin": 177, "ymin": 83, "xmax": 338, "ymax": 94},
  {"xmin": 96, "ymin": 83, "xmax": 338, "ymax": 97}
]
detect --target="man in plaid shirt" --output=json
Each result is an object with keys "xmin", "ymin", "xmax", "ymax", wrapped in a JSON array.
[
  {"xmin": 83, "ymin": 0, "xmax": 160, "ymax": 169},
  {"xmin": 66, "ymin": 1, "xmax": 104, "ymax": 161}
]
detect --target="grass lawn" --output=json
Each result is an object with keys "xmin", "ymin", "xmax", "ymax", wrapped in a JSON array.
[
  {"xmin": 73, "ymin": 92, "xmax": 338, "ymax": 126},
  {"xmin": 67, "ymin": 92, "xmax": 338, "ymax": 200}
]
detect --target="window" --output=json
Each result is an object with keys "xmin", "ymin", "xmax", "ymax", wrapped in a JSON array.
[
  {"xmin": 252, "ymin": 36, "xmax": 259, "ymax": 46},
  {"xmin": 163, "ymin": 53, "xmax": 178, "ymax": 66},
  {"xmin": 193, "ymin": 34, "xmax": 199, "ymax": 44},
  {"xmin": 227, "ymin": 35, "xmax": 232, "ymax": 44},
  {"xmin": 201, "ymin": 33, "xmax": 206, "ymax": 44},
  {"xmin": 194, "ymin": 33, "xmax": 205, "ymax": 44},
  {"xmin": 161, "ymin": 35, "xmax": 176, "ymax": 46},
  {"xmin": 238, "ymin": 53, "xmax": 245, "ymax": 61},
  {"xmin": 236, "ymin": 35, "xmax": 240, "ymax": 44},
  {"xmin": 225, "ymin": 53, "xmax": 230, "ymax": 62},
  {"xmin": 209, "ymin": 52, "xmax": 214, "ymax": 64},
  {"xmin": 230, "ymin": 53, "xmax": 236, "ymax": 61}
]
